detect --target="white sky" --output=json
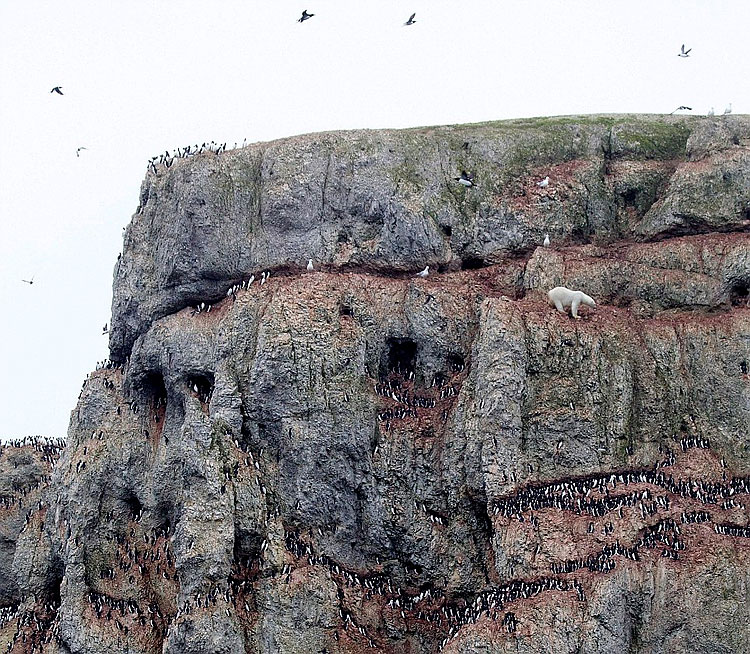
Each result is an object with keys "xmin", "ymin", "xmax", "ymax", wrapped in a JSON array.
[{"xmin": 0, "ymin": 0, "xmax": 748, "ymax": 440}]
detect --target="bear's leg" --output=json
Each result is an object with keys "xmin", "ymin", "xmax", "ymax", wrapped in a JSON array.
[{"xmin": 571, "ymin": 298, "xmax": 581, "ymax": 319}]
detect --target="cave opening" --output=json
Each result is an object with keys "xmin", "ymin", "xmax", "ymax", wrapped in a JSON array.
[
  {"xmin": 187, "ymin": 373, "xmax": 214, "ymax": 405},
  {"xmin": 441, "ymin": 224, "xmax": 453, "ymax": 237},
  {"xmin": 383, "ymin": 337, "xmax": 417, "ymax": 378},
  {"xmin": 123, "ymin": 492, "xmax": 144, "ymax": 521},
  {"xmin": 730, "ymin": 281, "xmax": 749, "ymax": 306},
  {"xmin": 461, "ymin": 256, "xmax": 485, "ymax": 271},
  {"xmin": 140, "ymin": 371, "xmax": 167, "ymax": 411},
  {"xmin": 620, "ymin": 188, "xmax": 638, "ymax": 208},
  {"xmin": 448, "ymin": 353, "xmax": 465, "ymax": 373},
  {"xmin": 339, "ymin": 303, "xmax": 353, "ymax": 317}
]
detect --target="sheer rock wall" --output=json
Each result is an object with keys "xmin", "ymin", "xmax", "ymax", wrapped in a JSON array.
[{"xmin": 2, "ymin": 114, "xmax": 750, "ymax": 654}]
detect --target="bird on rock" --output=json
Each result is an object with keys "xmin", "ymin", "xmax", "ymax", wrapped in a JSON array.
[
  {"xmin": 298, "ymin": 10, "xmax": 314, "ymax": 22},
  {"xmin": 537, "ymin": 176, "xmax": 549, "ymax": 188},
  {"xmin": 404, "ymin": 13, "xmax": 416, "ymax": 26},
  {"xmin": 50, "ymin": 86, "xmax": 63, "ymax": 95},
  {"xmin": 416, "ymin": 266, "xmax": 429, "ymax": 278},
  {"xmin": 707, "ymin": 107, "xmax": 715, "ymax": 116},
  {"xmin": 307, "ymin": 259, "xmax": 314, "ymax": 272},
  {"xmin": 543, "ymin": 234, "xmax": 550, "ymax": 247},
  {"xmin": 455, "ymin": 171, "xmax": 475, "ymax": 187},
  {"xmin": 724, "ymin": 103, "xmax": 732, "ymax": 115}
]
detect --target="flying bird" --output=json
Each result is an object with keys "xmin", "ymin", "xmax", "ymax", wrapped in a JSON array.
[
  {"xmin": 50, "ymin": 86, "xmax": 63, "ymax": 95},
  {"xmin": 102, "ymin": 323, "xmax": 108, "ymax": 334},
  {"xmin": 537, "ymin": 176, "xmax": 550, "ymax": 188},
  {"xmin": 22, "ymin": 276, "xmax": 35, "ymax": 285},
  {"xmin": 670, "ymin": 106, "xmax": 692, "ymax": 114},
  {"xmin": 455, "ymin": 171, "xmax": 475, "ymax": 187},
  {"xmin": 678, "ymin": 44, "xmax": 691, "ymax": 58},
  {"xmin": 298, "ymin": 10, "xmax": 314, "ymax": 22},
  {"xmin": 724, "ymin": 103, "xmax": 732, "ymax": 115},
  {"xmin": 76, "ymin": 147, "xmax": 88, "ymax": 157},
  {"xmin": 416, "ymin": 266, "xmax": 429, "ymax": 278},
  {"xmin": 405, "ymin": 13, "xmax": 416, "ymax": 26}
]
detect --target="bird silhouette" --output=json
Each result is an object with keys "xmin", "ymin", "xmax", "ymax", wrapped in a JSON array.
[
  {"xmin": 76, "ymin": 147, "xmax": 88, "ymax": 157},
  {"xmin": 454, "ymin": 171, "xmax": 475, "ymax": 187},
  {"xmin": 405, "ymin": 13, "xmax": 416, "ymax": 26},
  {"xmin": 723, "ymin": 103, "xmax": 732, "ymax": 115},
  {"xmin": 670, "ymin": 106, "xmax": 692, "ymax": 114},
  {"xmin": 678, "ymin": 44, "xmax": 691, "ymax": 58},
  {"xmin": 50, "ymin": 86, "xmax": 63, "ymax": 95},
  {"xmin": 298, "ymin": 10, "xmax": 314, "ymax": 22},
  {"xmin": 22, "ymin": 276, "xmax": 35, "ymax": 285}
]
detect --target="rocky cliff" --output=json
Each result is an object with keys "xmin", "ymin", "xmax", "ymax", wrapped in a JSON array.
[{"xmin": 2, "ymin": 114, "xmax": 750, "ymax": 654}]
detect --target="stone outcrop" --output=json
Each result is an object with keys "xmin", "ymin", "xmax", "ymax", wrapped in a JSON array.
[{"xmin": 2, "ymin": 115, "xmax": 750, "ymax": 654}]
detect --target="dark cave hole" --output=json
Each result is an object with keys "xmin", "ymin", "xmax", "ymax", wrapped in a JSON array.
[
  {"xmin": 620, "ymin": 188, "xmax": 638, "ymax": 208},
  {"xmin": 123, "ymin": 492, "xmax": 144, "ymax": 521},
  {"xmin": 447, "ymin": 353, "xmax": 465, "ymax": 373},
  {"xmin": 234, "ymin": 526, "xmax": 261, "ymax": 568},
  {"xmin": 460, "ymin": 256, "xmax": 485, "ymax": 271},
  {"xmin": 339, "ymin": 303, "xmax": 353, "ymax": 317},
  {"xmin": 729, "ymin": 281, "xmax": 749, "ymax": 306},
  {"xmin": 383, "ymin": 337, "xmax": 417, "ymax": 378},
  {"xmin": 741, "ymin": 361, "xmax": 748, "ymax": 375},
  {"xmin": 187, "ymin": 373, "xmax": 214, "ymax": 404},
  {"xmin": 337, "ymin": 231, "xmax": 349, "ymax": 243},
  {"xmin": 441, "ymin": 224, "xmax": 453, "ymax": 237},
  {"xmin": 139, "ymin": 371, "xmax": 167, "ymax": 410},
  {"xmin": 46, "ymin": 557, "xmax": 64, "ymax": 609}
]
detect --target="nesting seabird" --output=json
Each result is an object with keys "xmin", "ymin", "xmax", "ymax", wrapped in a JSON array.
[
  {"xmin": 724, "ymin": 103, "xmax": 732, "ymax": 115},
  {"xmin": 298, "ymin": 10, "xmax": 314, "ymax": 22},
  {"xmin": 543, "ymin": 234, "xmax": 550, "ymax": 247},
  {"xmin": 306, "ymin": 259, "xmax": 314, "ymax": 272},
  {"xmin": 50, "ymin": 86, "xmax": 63, "ymax": 95},
  {"xmin": 537, "ymin": 176, "xmax": 549, "ymax": 188},
  {"xmin": 678, "ymin": 44, "xmax": 691, "ymax": 58},
  {"xmin": 404, "ymin": 13, "xmax": 416, "ymax": 26},
  {"xmin": 707, "ymin": 107, "xmax": 715, "ymax": 116},
  {"xmin": 454, "ymin": 171, "xmax": 475, "ymax": 187},
  {"xmin": 416, "ymin": 266, "xmax": 429, "ymax": 278}
]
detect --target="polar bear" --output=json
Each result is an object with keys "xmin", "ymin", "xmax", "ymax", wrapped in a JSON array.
[{"xmin": 547, "ymin": 286, "xmax": 596, "ymax": 319}]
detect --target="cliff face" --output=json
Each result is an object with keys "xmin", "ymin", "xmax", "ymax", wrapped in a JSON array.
[{"xmin": 3, "ymin": 115, "xmax": 750, "ymax": 654}]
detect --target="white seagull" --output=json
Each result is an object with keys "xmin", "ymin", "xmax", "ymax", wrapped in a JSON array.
[
  {"xmin": 543, "ymin": 234, "xmax": 550, "ymax": 247},
  {"xmin": 537, "ymin": 176, "xmax": 549, "ymax": 188},
  {"xmin": 723, "ymin": 103, "xmax": 732, "ymax": 115},
  {"xmin": 416, "ymin": 266, "xmax": 429, "ymax": 278},
  {"xmin": 306, "ymin": 259, "xmax": 314, "ymax": 272},
  {"xmin": 707, "ymin": 107, "xmax": 715, "ymax": 116},
  {"xmin": 678, "ymin": 44, "xmax": 691, "ymax": 58}
]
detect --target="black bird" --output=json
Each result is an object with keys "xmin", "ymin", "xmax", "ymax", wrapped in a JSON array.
[
  {"xmin": 76, "ymin": 147, "xmax": 87, "ymax": 157},
  {"xmin": 22, "ymin": 276, "xmax": 35, "ymax": 285},
  {"xmin": 670, "ymin": 106, "xmax": 692, "ymax": 114},
  {"xmin": 678, "ymin": 44, "xmax": 691, "ymax": 58},
  {"xmin": 50, "ymin": 86, "xmax": 63, "ymax": 95},
  {"xmin": 298, "ymin": 10, "xmax": 314, "ymax": 22},
  {"xmin": 405, "ymin": 13, "xmax": 416, "ymax": 26},
  {"xmin": 454, "ymin": 171, "xmax": 475, "ymax": 187}
]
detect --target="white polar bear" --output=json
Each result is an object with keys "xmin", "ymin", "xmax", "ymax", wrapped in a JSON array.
[{"xmin": 547, "ymin": 286, "xmax": 596, "ymax": 319}]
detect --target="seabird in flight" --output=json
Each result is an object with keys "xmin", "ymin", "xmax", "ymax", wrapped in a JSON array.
[
  {"xmin": 678, "ymin": 44, "xmax": 691, "ymax": 58},
  {"xmin": 22, "ymin": 276, "xmax": 35, "ymax": 285},
  {"xmin": 405, "ymin": 13, "xmax": 416, "ymax": 26},
  {"xmin": 76, "ymin": 147, "xmax": 88, "ymax": 157},
  {"xmin": 669, "ymin": 106, "xmax": 692, "ymax": 114},
  {"xmin": 50, "ymin": 86, "xmax": 63, "ymax": 95},
  {"xmin": 298, "ymin": 10, "xmax": 314, "ymax": 22}
]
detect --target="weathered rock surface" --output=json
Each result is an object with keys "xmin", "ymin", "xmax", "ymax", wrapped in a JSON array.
[{"xmin": 3, "ymin": 115, "xmax": 750, "ymax": 654}]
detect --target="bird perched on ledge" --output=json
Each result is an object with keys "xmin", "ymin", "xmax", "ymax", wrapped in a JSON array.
[
  {"xmin": 537, "ymin": 176, "xmax": 549, "ymax": 188},
  {"xmin": 455, "ymin": 171, "xmax": 475, "ymax": 188},
  {"xmin": 307, "ymin": 259, "xmax": 314, "ymax": 272},
  {"xmin": 543, "ymin": 234, "xmax": 550, "ymax": 247},
  {"xmin": 416, "ymin": 266, "xmax": 429, "ymax": 278}
]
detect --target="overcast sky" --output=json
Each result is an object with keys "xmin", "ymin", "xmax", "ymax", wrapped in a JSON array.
[{"xmin": 0, "ymin": 0, "xmax": 748, "ymax": 440}]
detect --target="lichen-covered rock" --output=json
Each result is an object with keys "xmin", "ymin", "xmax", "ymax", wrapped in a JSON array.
[{"xmin": 3, "ymin": 115, "xmax": 750, "ymax": 654}]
